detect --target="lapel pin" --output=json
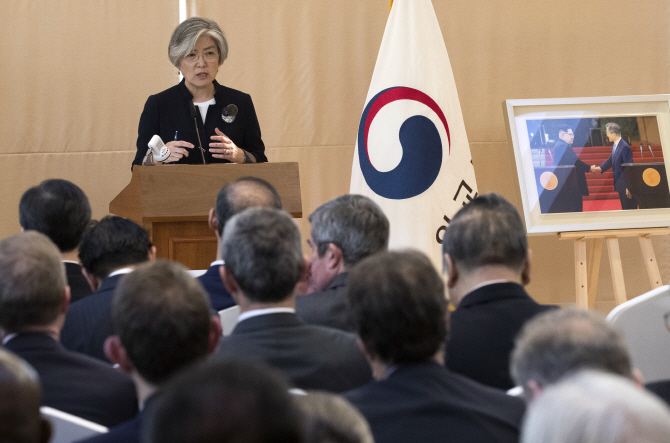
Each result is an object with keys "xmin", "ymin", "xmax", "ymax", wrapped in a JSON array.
[{"xmin": 222, "ymin": 104, "xmax": 238, "ymax": 123}]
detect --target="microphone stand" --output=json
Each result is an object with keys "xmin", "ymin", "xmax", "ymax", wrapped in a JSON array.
[{"xmin": 190, "ymin": 102, "xmax": 207, "ymax": 165}]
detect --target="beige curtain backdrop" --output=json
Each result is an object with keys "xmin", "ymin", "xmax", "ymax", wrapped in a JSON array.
[{"xmin": 1, "ymin": 0, "xmax": 668, "ymax": 312}]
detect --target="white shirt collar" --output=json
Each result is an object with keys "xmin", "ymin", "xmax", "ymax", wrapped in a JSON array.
[
  {"xmin": 107, "ymin": 267, "xmax": 134, "ymax": 278},
  {"xmin": 613, "ymin": 138, "xmax": 621, "ymax": 150},
  {"xmin": 466, "ymin": 279, "xmax": 513, "ymax": 294},
  {"xmin": 210, "ymin": 260, "xmax": 224, "ymax": 267},
  {"xmin": 2, "ymin": 333, "xmax": 18, "ymax": 345},
  {"xmin": 62, "ymin": 260, "xmax": 80, "ymax": 265},
  {"xmin": 237, "ymin": 307, "xmax": 295, "ymax": 323}
]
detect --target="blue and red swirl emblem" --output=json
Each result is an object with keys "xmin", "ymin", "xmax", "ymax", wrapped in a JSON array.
[{"xmin": 358, "ymin": 87, "xmax": 450, "ymax": 200}]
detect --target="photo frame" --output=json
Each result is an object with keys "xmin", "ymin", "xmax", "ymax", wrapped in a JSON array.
[{"xmin": 503, "ymin": 95, "xmax": 670, "ymax": 234}]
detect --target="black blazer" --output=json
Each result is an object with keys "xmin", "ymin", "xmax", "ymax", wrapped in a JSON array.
[
  {"xmin": 215, "ymin": 312, "xmax": 371, "ymax": 393},
  {"xmin": 65, "ymin": 262, "xmax": 93, "ymax": 303},
  {"xmin": 600, "ymin": 139, "xmax": 633, "ymax": 194},
  {"xmin": 60, "ymin": 274, "xmax": 124, "ymax": 362},
  {"xmin": 553, "ymin": 139, "xmax": 591, "ymax": 196},
  {"xmin": 295, "ymin": 272, "xmax": 353, "ymax": 332},
  {"xmin": 197, "ymin": 265, "xmax": 236, "ymax": 311},
  {"xmin": 133, "ymin": 79, "xmax": 267, "ymax": 168},
  {"xmin": 78, "ymin": 395, "xmax": 159, "ymax": 443},
  {"xmin": 345, "ymin": 362, "xmax": 525, "ymax": 443},
  {"xmin": 3, "ymin": 332, "xmax": 137, "ymax": 427},
  {"xmin": 446, "ymin": 282, "xmax": 557, "ymax": 390}
]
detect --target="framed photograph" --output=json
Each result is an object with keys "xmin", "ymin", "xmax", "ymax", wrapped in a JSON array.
[{"xmin": 503, "ymin": 95, "xmax": 670, "ymax": 234}]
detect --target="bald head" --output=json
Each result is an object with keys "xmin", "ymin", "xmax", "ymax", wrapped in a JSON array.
[
  {"xmin": 0, "ymin": 231, "xmax": 67, "ymax": 333},
  {"xmin": 215, "ymin": 177, "xmax": 282, "ymax": 236},
  {"xmin": 0, "ymin": 348, "xmax": 50, "ymax": 443}
]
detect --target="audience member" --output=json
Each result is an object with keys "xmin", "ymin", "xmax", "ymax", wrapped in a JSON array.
[
  {"xmin": 216, "ymin": 208, "xmax": 372, "ymax": 392},
  {"xmin": 296, "ymin": 195, "xmax": 389, "ymax": 332},
  {"xmin": 510, "ymin": 308, "xmax": 639, "ymax": 401},
  {"xmin": 19, "ymin": 179, "xmax": 93, "ymax": 302},
  {"xmin": 143, "ymin": 359, "xmax": 304, "ymax": 443},
  {"xmin": 81, "ymin": 259, "xmax": 220, "ymax": 443},
  {"xmin": 344, "ymin": 250, "xmax": 525, "ymax": 443},
  {"xmin": 293, "ymin": 391, "xmax": 373, "ymax": 443},
  {"xmin": 443, "ymin": 193, "xmax": 556, "ymax": 389},
  {"xmin": 0, "ymin": 348, "xmax": 51, "ymax": 443},
  {"xmin": 60, "ymin": 216, "xmax": 155, "ymax": 361},
  {"xmin": 203, "ymin": 176, "xmax": 283, "ymax": 310},
  {"xmin": 0, "ymin": 232, "xmax": 137, "ymax": 427},
  {"xmin": 521, "ymin": 370, "xmax": 670, "ymax": 443}
]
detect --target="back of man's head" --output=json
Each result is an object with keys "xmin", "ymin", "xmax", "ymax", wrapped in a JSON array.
[
  {"xmin": 347, "ymin": 250, "xmax": 446, "ymax": 365},
  {"xmin": 510, "ymin": 308, "xmax": 633, "ymax": 400},
  {"xmin": 309, "ymin": 195, "xmax": 389, "ymax": 268},
  {"xmin": 521, "ymin": 370, "xmax": 670, "ymax": 443},
  {"xmin": 0, "ymin": 348, "xmax": 50, "ymax": 443},
  {"xmin": 0, "ymin": 232, "xmax": 66, "ymax": 334},
  {"xmin": 294, "ymin": 391, "xmax": 374, "ymax": 443},
  {"xmin": 222, "ymin": 208, "xmax": 303, "ymax": 304},
  {"xmin": 112, "ymin": 260, "xmax": 213, "ymax": 384},
  {"xmin": 215, "ymin": 177, "xmax": 282, "ymax": 236},
  {"xmin": 78, "ymin": 216, "xmax": 153, "ymax": 279},
  {"xmin": 442, "ymin": 193, "xmax": 527, "ymax": 273},
  {"xmin": 19, "ymin": 179, "xmax": 91, "ymax": 253},
  {"xmin": 143, "ymin": 359, "xmax": 304, "ymax": 443}
]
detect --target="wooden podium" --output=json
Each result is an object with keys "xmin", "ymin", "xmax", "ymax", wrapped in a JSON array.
[{"xmin": 109, "ymin": 163, "xmax": 301, "ymax": 270}]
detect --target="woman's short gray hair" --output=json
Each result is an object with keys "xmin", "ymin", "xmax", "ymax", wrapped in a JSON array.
[{"xmin": 168, "ymin": 17, "xmax": 228, "ymax": 68}]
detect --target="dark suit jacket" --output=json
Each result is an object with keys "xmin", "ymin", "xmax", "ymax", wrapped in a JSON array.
[
  {"xmin": 65, "ymin": 262, "xmax": 93, "ymax": 303},
  {"xmin": 600, "ymin": 138, "xmax": 633, "ymax": 194},
  {"xmin": 60, "ymin": 274, "xmax": 124, "ymax": 362},
  {"xmin": 646, "ymin": 380, "xmax": 670, "ymax": 407},
  {"xmin": 215, "ymin": 312, "xmax": 371, "ymax": 393},
  {"xmin": 345, "ymin": 362, "xmax": 525, "ymax": 443},
  {"xmin": 3, "ymin": 332, "xmax": 137, "ymax": 427},
  {"xmin": 295, "ymin": 272, "xmax": 353, "ymax": 332},
  {"xmin": 133, "ymin": 79, "xmax": 267, "ymax": 168},
  {"xmin": 446, "ymin": 282, "xmax": 557, "ymax": 390},
  {"xmin": 77, "ymin": 395, "xmax": 158, "ymax": 443},
  {"xmin": 197, "ymin": 265, "xmax": 236, "ymax": 311},
  {"xmin": 553, "ymin": 139, "xmax": 590, "ymax": 196}
]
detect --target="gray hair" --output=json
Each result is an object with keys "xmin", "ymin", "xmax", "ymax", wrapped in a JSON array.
[
  {"xmin": 309, "ymin": 195, "xmax": 389, "ymax": 267},
  {"xmin": 168, "ymin": 17, "xmax": 228, "ymax": 68},
  {"xmin": 510, "ymin": 308, "xmax": 633, "ymax": 400},
  {"xmin": 606, "ymin": 122, "xmax": 622, "ymax": 136},
  {"xmin": 442, "ymin": 193, "xmax": 527, "ymax": 272},
  {"xmin": 293, "ymin": 391, "xmax": 374, "ymax": 443},
  {"xmin": 222, "ymin": 208, "xmax": 304, "ymax": 303},
  {"xmin": 0, "ymin": 232, "xmax": 66, "ymax": 333},
  {"xmin": 521, "ymin": 370, "xmax": 670, "ymax": 443}
]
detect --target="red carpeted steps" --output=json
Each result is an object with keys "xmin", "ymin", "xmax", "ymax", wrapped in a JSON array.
[{"xmin": 545, "ymin": 144, "xmax": 664, "ymax": 210}]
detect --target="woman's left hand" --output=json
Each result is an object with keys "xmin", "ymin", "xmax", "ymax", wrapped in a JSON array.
[{"xmin": 209, "ymin": 128, "xmax": 245, "ymax": 163}]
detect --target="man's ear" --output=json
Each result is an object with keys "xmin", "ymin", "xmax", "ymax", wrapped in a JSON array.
[
  {"xmin": 219, "ymin": 266, "xmax": 240, "ymax": 299},
  {"xmin": 294, "ymin": 256, "xmax": 312, "ymax": 296},
  {"xmin": 104, "ymin": 336, "xmax": 134, "ymax": 373},
  {"xmin": 326, "ymin": 243, "xmax": 344, "ymax": 271},
  {"xmin": 632, "ymin": 368, "xmax": 645, "ymax": 388},
  {"xmin": 81, "ymin": 268, "xmax": 101, "ymax": 292},
  {"xmin": 525, "ymin": 379, "xmax": 543, "ymax": 402},
  {"xmin": 443, "ymin": 254, "xmax": 458, "ymax": 289},
  {"xmin": 148, "ymin": 246, "xmax": 157, "ymax": 263},
  {"xmin": 61, "ymin": 286, "xmax": 71, "ymax": 314},
  {"xmin": 208, "ymin": 208, "xmax": 220, "ymax": 237},
  {"xmin": 521, "ymin": 249, "xmax": 532, "ymax": 286},
  {"xmin": 208, "ymin": 316, "xmax": 222, "ymax": 353}
]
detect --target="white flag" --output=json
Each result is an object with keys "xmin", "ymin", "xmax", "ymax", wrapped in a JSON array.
[{"xmin": 350, "ymin": 0, "xmax": 478, "ymax": 269}]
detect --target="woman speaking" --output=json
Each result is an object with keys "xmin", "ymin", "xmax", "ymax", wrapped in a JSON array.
[{"xmin": 133, "ymin": 17, "xmax": 267, "ymax": 167}]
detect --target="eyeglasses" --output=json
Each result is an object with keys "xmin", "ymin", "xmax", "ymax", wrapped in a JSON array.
[{"xmin": 182, "ymin": 51, "xmax": 219, "ymax": 64}]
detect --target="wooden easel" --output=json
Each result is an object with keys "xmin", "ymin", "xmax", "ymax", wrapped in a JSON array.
[{"xmin": 559, "ymin": 228, "xmax": 670, "ymax": 309}]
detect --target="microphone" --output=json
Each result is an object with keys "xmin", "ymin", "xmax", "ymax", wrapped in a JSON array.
[
  {"xmin": 189, "ymin": 103, "xmax": 207, "ymax": 165},
  {"xmin": 147, "ymin": 135, "xmax": 171, "ymax": 162}
]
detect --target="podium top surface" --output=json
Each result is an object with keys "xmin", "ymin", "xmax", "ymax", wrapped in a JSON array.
[{"xmin": 109, "ymin": 162, "xmax": 302, "ymax": 223}]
